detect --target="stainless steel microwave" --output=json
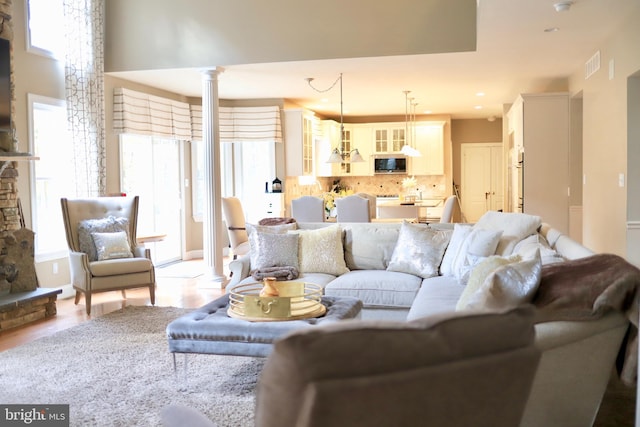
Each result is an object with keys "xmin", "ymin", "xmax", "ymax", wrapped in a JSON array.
[{"xmin": 374, "ymin": 157, "xmax": 407, "ymax": 174}]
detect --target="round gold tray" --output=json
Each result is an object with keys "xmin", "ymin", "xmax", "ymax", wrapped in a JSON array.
[{"xmin": 228, "ymin": 281, "xmax": 326, "ymax": 322}]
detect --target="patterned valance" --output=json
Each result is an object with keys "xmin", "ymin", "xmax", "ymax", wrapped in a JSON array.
[
  {"xmin": 113, "ymin": 88, "xmax": 191, "ymax": 140},
  {"xmin": 190, "ymin": 105, "xmax": 282, "ymax": 143},
  {"xmin": 115, "ymin": 88, "xmax": 282, "ymax": 144}
]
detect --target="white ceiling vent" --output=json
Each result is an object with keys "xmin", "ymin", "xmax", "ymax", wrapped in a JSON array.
[{"xmin": 585, "ymin": 51, "xmax": 601, "ymax": 79}]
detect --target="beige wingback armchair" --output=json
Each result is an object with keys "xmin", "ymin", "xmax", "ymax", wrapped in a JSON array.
[{"xmin": 61, "ymin": 196, "xmax": 156, "ymax": 315}]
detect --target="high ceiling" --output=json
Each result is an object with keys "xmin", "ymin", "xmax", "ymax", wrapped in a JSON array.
[{"xmin": 107, "ymin": 0, "xmax": 638, "ymax": 120}]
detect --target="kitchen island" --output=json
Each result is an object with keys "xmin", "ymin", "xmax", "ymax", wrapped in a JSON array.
[{"xmin": 377, "ymin": 198, "xmax": 444, "ymax": 221}]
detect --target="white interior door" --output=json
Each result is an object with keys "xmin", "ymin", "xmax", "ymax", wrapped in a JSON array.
[{"xmin": 461, "ymin": 143, "xmax": 503, "ymax": 223}]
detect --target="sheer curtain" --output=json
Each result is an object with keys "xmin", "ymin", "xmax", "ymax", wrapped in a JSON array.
[{"xmin": 63, "ymin": 0, "xmax": 106, "ymax": 197}]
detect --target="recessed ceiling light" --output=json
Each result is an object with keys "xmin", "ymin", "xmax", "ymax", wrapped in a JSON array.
[
  {"xmin": 476, "ymin": 92, "xmax": 485, "ymax": 97},
  {"xmin": 321, "ymin": 98, "xmax": 329, "ymax": 103},
  {"xmin": 474, "ymin": 105, "xmax": 483, "ymax": 110},
  {"xmin": 423, "ymin": 110, "xmax": 432, "ymax": 114},
  {"xmin": 545, "ymin": 27, "xmax": 560, "ymax": 32},
  {"xmin": 553, "ymin": 1, "xmax": 573, "ymax": 12}
]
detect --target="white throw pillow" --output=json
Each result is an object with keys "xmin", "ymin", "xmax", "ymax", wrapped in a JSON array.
[
  {"xmin": 440, "ymin": 224, "xmax": 472, "ymax": 276},
  {"xmin": 289, "ymin": 225, "xmax": 349, "ymax": 275},
  {"xmin": 475, "ymin": 211, "xmax": 542, "ymax": 256},
  {"xmin": 456, "ymin": 254, "xmax": 521, "ymax": 310},
  {"xmin": 513, "ymin": 234, "xmax": 565, "ymax": 265},
  {"xmin": 452, "ymin": 227, "xmax": 503, "ymax": 284},
  {"xmin": 91, "ymin": 231, "xmax": 133, "ymax": 261},
  {"xmin": 458, "ymin": 250, "xmax": 542, "ymax": 311},
  {"xmin": 387, "ymin": 222, "xmax": 452, "ymax": 279}
]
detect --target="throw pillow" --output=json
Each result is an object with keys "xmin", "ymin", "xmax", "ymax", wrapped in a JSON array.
[
  {"xmin": 343, "ymin": 224, "xmax": 400, "ymax": 270},
  {"xmin": 456, "ymin": 254, "xmax": 521, "ymax": 310},
  {"xmin": 91, "ymin": 231, "xmax": 134, "ymax": 261},
  {"xmin": 246, "ymin": 222, "xmax": 297, "ymax": 237},
  {"xmin": 513, "ymin": 234, "xmax": 565, "ymax": 265},
  {"xmin": 475, "ymin": 211, "xmax": 542, "ymax": 256},
  {"xmin": 78, "ymin": 216, "xmax": 130, "ymax": 261},
  {"xmin": 387, "ymin": 222, "xmax": 452, "ymax": 279},
  {"xmin": 458, "ymin": 250, "xmax": 542, "ymax": 311},
  {"xmin": 288, "ymin": 225, "xmax": 349, "ymax": 276},
  {"xmin": 249, "ymin": 230, "xmax": 299, "ymax": 271},
  {"xmin": 452, "ymin": 227, "xmax": 504, "ymax": 284},
  {"xmin": 440, "ymin": 224, "xmax": 472, "ymax": 276}
]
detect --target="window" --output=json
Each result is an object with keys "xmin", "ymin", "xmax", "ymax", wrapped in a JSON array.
[
  {"xmin": 191, "ymin": 141, "xmax": 275, "ymax": 224},
  {"xmin": 26, "ymin": 0, "xmax": 65, "ymax": 58},
  {"xmin": 28, "ymin": 94, "xmax": 72, "ymax": 259},
  {"xmin": 120, "ymin": 134, "xmax": 184, "ymax": 265}
]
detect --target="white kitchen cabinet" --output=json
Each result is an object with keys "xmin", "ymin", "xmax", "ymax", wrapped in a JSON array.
[
  {"xmin": 506, "ymin": 92, "xmax": 570, "ymax": 234},
  {"xmin": 320, "ymin": 121, "xmax": 373, "ymax": 177},
  {"xmin": 373, "ymin": 123, "xmax": 406, "ymax": 153},
  {"xmin": 284, "ymin": 109, "xmax": 318, "ymax": 177},
  {"xmin": 350, "ymin": 124, "xmax": 373, "ymax": 176},
  {"xmin": 408, "ymin": 121, "xmax": 445, "ymax": 175}
]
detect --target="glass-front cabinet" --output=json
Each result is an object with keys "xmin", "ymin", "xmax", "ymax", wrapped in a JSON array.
[
  {"xmin": 284, "ymin": 109, "xmax": 318, "ymax": 176},
  {"xmin": 374, "ymin": 124, "xmax": 405, "ymax": 153}
]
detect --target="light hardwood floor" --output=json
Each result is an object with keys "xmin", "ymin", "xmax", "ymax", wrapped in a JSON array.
[{"xmin": 0, "ymin": 259, "xmax": 225, "ymax": 352}]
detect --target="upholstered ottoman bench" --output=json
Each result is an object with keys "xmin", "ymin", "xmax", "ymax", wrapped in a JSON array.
[{"xmin": 166, "ymin": 293, "xmax": 363, "ymax": 366}]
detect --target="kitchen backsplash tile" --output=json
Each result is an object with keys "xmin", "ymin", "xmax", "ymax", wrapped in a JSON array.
[{"xmin": 284, "ymin": 175, "xmax": 446, "ymax": 213}]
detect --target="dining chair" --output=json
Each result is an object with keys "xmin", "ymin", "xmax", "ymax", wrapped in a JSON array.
[
  {"xmin": 440, "ymin": 195, "xmax": 458, "ymax": 223},
  {"xmin": 355, "ymin": 193, "xmax": 377, "ymax": 220},
  {"xmin": 335, "ymin": 194, "xmax": 371, "ymax": 222},
  {"xmin": 291, "ymin": 196, "xmax": 325, "ymax": 222},
  {"xmin": 221, "ymin": 197, "xmax": 250, "ymax": 259}
]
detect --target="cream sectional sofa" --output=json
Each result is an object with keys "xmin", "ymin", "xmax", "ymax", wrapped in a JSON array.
[{"xmin": 227, "ymin": 212, "xmax": 631, "ymax": 427}]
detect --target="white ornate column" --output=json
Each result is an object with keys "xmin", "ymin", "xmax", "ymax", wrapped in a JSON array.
[{"xmin": 201, "ymin": 68, "xmax": 226, "ymax": 285}]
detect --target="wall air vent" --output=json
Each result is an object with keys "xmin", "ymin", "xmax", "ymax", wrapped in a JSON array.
[{"xmin": 585, "ymin": 51, "xmax": 600, "ymax": 80}]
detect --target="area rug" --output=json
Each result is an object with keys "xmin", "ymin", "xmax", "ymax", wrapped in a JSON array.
[{"xmin": 0, "ymin": 306, "xmax": 263, "ymax": 426}]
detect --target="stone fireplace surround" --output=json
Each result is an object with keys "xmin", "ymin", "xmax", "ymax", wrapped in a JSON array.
[{"xmin": 0, "ymin": 0, "xmax": 61, "ymax": 331}]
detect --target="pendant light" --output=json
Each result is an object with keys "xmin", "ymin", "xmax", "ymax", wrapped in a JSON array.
[
  {"xmin": 400, "ymin": 90, "xmax": 421, "ymax": 157},
  {"xmin": 306, "ymin": 73, "xmax": 364, "ymax": 163}
]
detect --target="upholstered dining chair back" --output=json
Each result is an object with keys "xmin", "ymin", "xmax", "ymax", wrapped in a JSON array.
[
  {"xmin": 221, "ymin": 197, "xmax": 250, "ymax": 259},
  {"xmin": 60, "ymin": 196, "xmax": 155, "ymax": 315},
  {"xmin": 291, "ymin": 196, "xmax": 325, "ymax": 222},
  {"xmin": 335, "ymin": 194, "xmax": 371, "ymax": 222},
  {"xmin": 355, "ymin": 192, "xmax": 377, "ymax": 220},
  {"xmin": 255, "ymin": 306, "xmax": 541, "ymax": 427},
  {"xmin": 439, "ymin": 195, "xmax": 458, "ymax": 223}
]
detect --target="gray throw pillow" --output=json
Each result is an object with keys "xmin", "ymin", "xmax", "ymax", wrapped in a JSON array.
[
  {"xmin": 249, "ymin": 230, "xmax": 299, "ymax": 270},
  {"xmin": 78, "ymin": 216, "xmax": 130, "ymax": 261}
]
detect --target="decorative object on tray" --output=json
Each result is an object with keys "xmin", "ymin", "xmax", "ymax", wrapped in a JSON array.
[
  {"xmin": 259, "ymin": 276, "xmax": 280, "ymax": 297},
  {"xmin": 228, "ymin": 281, "xmax": 326, "ymax": 321}
]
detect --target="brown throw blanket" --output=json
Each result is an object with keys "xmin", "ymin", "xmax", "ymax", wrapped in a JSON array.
[
  {"xmin": 251, "ymin": 266, "xmax": 299, "ymax": 281},
  {"xmin": 258, "ymin": 217, "xmax": 297, "ymax": 226},
  {"xmin": 532, "ymin": 253, "xmax": 640, "ymax": 386}
]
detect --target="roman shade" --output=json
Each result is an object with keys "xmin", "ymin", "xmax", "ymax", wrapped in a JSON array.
[
  {"xmin": 190, "ymin": 104, "xmax": 283, "ymax": 143},
  {"xmin": 113, "ymin": 88, "xmax": 192, "ymax": 140}
]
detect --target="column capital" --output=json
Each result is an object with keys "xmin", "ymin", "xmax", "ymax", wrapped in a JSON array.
[{"xmin": 201, "ymin": 67, "xmax": 225, "ymax": 79}]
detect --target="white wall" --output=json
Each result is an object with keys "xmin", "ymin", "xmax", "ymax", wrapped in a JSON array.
[
  {"xmin": 103, "ymin": 0, "xmax": 476, "ymax": 72},
  {"xmin": 568, "ymin": 5, "xmax": 640, "ymax": 257}
]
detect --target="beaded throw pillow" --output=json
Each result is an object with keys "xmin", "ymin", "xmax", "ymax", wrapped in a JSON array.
[
  {"xmin": 387, "ymin": 222, "xmax": 452, "ymax": 279},
  {"xmin": 78, "ymin": 216, "xmax": 130, "ymax": 261},
  {"xmin": 249, "ymin": 230, "xmax": 299, "ymax": 271},
  {"xmin": 91, "ymin": 231, "xmax": 134, "ymax": 261}
]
